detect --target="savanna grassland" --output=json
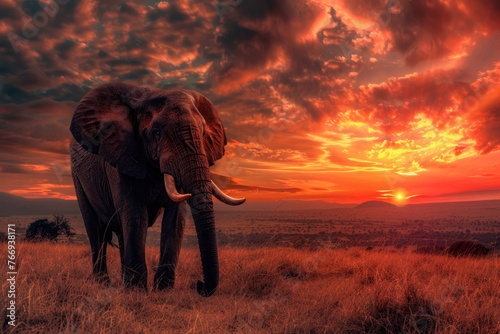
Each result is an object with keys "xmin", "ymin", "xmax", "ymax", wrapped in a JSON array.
[
  {"xmin": 3, "ymin": 200, "xmax": 499, "ymax": 250},
  {"xmin": 1, "ymin": 242, "xmax": 499, "ymax": 333}
]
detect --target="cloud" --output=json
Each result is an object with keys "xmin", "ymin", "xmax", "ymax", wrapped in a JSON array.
[
  {"xmin": 419, "ymin": 189, "xmax": 500, "ymax": 201},
  {"xmin": 211, "ymin": 172, "xmax": 302, "ymax": 194},
  {"xmin": 212, "ymin": 0, "xmax": 326, "ymax": 88},
  {"xmin": 333, "ymin": 0, "xmax": 500, "ymax": 66},
  {"xmin": 0, "ymin": 0, "xmax": 499, "ymax": 202},
  {"xmin": 470, "ymin": 86, "xmax": 500, "ymax": 154},
  {"xmin": 10, "ymin": 182, "xmax": 75, "ymax": 200}
]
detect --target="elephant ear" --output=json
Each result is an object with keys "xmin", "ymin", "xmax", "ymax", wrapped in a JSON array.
[
  {"xmin": 70, "ymin": 83, "xmax": 147, "ymax": 179},
  {"xmin": 186, "ymin": 91, "xmax": 227, "ymax": 166}
]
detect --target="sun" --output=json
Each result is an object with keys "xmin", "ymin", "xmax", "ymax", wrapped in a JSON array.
[{"xmin": 393, "ymin": 189, "xmax": 408, "ymax": 206}]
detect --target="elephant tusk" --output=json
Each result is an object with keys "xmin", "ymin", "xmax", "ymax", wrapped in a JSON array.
[
  {"xmin": 164, "ymin": 174, "xmax": 192, "ymax": 202},
  {"xmin": 210, "ymin": 180, "xmax": 246, "ymax": 206}
]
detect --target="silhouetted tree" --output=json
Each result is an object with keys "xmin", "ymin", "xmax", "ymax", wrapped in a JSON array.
[
  {"xmin": 52, "ymin": 215, "xmax": 75, "ymax": 239},
  {"xmin": 25, "ymin": 219, "xmax": 57, "ymax": 241},
  {"xmin": 25, "ymin": 215, "xmax": 75, "ymax": 242}
]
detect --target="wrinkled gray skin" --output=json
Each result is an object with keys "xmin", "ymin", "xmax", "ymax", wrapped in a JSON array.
[{"xmin": 69, "ymin": 83, "xmax": 244, "ymax": 296}]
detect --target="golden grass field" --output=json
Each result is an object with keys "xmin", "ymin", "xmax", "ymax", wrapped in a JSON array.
[{"xmin": 1, "ymin": 242, "xmax": 499, "ymax": 333}]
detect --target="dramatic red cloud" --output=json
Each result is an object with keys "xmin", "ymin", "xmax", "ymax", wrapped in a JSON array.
[{"xmin": 0, "ymin": 0, "xmax": 499, "ymax": 204}]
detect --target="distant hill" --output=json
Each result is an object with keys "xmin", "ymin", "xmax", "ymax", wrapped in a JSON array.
[
  {"xmin": 4, "ymin": 192, "xmax": 497, "ymax": 216},
  {"xmin": 0, "ymin": 192, "xmax": 80, "ymax": 216},
  {"xmin": 355, "ymin": 201, "xmax": 397, "ymax": 209}
]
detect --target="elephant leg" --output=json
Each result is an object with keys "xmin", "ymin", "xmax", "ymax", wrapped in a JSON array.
[
  {"xmin": 121, "ymin": 213, "xmax": 148, "ymax": 289},
  {"xmin": 115, "ymin": 228, "xmax": 126, "ymax": 279},
  {"xmin": 73, "ymin": 174, "xmax": 109, "ymax": 282},
  {"xmin": 154, "ymin": 201, "xmax": 186, "ymax": 290},
  {"xmin": 94, "ymin": 226, "xmax": 110, "ymax": 282}
]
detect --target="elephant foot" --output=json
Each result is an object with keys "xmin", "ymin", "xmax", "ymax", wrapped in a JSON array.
[
  {"xmin": 123, "ymin": 279, "xmax": 148, "ymax": 291},
  {"xmin": 123, "ymin": 273, "xmax": 148, "ymax": 290},
  {"xmin": 153, "ymin": 275, "xmax": 175, "ymax": 291},
  {"xmin": 153, "ymin": 280, "xmax": 175, "ymax": 291},
  {"xmin": 197, "ymin": 280, "xmax": 217, "ymax": 297},
  {"xmin": 93, "ymin": 273, "xmax": 111, "ymax": 286}
]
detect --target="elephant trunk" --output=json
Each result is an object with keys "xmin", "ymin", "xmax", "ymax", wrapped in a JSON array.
[{"xmin": 180, "ymin": 155, "xmax": 219, "ymax": 297}]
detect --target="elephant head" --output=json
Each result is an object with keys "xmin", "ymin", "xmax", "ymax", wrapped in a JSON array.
[{"xmin": 70, "ymin": 83, "xmax": 244, "ymax": 296}]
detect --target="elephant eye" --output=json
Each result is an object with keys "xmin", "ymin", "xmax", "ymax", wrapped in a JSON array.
[{"xmin": 152, "ymin": 130, "xmax": 161, "ymax": 139}]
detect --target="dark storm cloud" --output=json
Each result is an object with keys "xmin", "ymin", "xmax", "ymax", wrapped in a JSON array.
[
  {"xmin": 0, "ymin": 133, "xmax": 68, "ymax": 155},
  {"xmin": 0, "ymin": 163, "xmax": 30, "ymax": 174},
  {"xmin": 209, "ymin": 0, "xmax": 368, "ymax": 124},
  {"xmin": 340, "ymin": 0, "xmax": 500, "ymax": 66},
  {"xmin": 0, "ymin": 161, "xmax": 50, "ymax": 174},
  {"xmin": 212, "ymin": 0, "xmax": 328, "ymax": 86},
  {"xmin": 6, "ymin": 70, "xmax": 54, "ymax": 92},
  {"xmin": 388, "ymin": 0, "xmax": 473, "ymax": 66},
  {"xmin": 0, "ymin": 84, "xmax": 41, "ymax": 104},
  {"xmin": 44, "ymin": 84, "xmax": 91, "ymax": 102},
  {"xmin": 471, "ymin": 86, "xmax": 500, "ymax": 154},
  {"xmin": 0, "ymin": 99, "xmax": 74, "ymax": 164},
  {"xmin": 421, "ymin": 189, "xmax": 500, "ymax": 200},
  {"xmin": 54, "ymin": 39, "xmax": 79, "ymax": 60}
]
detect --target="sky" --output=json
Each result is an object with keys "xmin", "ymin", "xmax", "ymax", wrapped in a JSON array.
[{"xmin": 0, "ymin": 0, "xmax": 499, "ymax": 204}]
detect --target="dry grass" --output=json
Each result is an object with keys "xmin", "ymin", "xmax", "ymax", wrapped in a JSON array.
[{"xmin": 0, "ymin": 243, "xmax": 499, "ymax": 333}]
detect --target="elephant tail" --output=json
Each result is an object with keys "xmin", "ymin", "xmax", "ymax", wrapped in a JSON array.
[
  {"xmin": 105, "ymin": 226, "xmax": 119, "ymax": 248},
  {"xmin": 107, "ymin": 239, "xmax": 119, "ymax": 248}
]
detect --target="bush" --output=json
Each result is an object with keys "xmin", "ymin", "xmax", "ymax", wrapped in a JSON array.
[
  {"xmin": 25, "ymin": 215, "xmax": 75, "ymax": 242},
  {"xmin": 447, "ymin": 240, "xmax": 491, "ymax": 257}
]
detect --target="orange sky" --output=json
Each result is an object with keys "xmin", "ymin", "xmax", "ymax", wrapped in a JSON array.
[{"xmin": 0, "ymin": 0, "xmax": 499, "ymax": 204}]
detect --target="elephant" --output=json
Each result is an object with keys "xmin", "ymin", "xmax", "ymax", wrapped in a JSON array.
[{"xmin": 69, "ymin": 83, "xmax": 245, "ymax": 297}]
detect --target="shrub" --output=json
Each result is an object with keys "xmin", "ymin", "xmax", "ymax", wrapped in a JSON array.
[
  {"xmin": 25, "ymin": 215, "xmax": 75, "ymax": 242},
  {"xmin": 447, "ymin": 240, "xmax": 490, "ymax": 257}
]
